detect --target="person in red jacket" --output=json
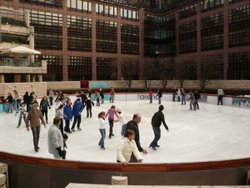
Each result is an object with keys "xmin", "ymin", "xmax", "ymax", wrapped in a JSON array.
[{"xmin": 149, "ymin": 88, "xmax": 153, "ymax": 104}]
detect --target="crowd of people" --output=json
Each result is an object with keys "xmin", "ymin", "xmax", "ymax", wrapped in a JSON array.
[{"xmin": 2, "ymin": 86, "xmax": 226, "ymax": 163}]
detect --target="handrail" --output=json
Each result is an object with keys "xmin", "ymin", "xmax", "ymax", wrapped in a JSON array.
[
  {"xmin": 3, "ymin": 83, "xmax": 15, "ymax": 92},
  {"xmin": 0, "ymin": 151, "xmax": 249, "ymax": 172}
]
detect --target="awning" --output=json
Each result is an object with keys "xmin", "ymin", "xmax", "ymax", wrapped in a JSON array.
[{"xmin": 0, "ymin": 46, "xmax": 41, "ymax": 55}]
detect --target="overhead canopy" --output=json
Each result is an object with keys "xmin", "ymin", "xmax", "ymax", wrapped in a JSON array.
[{"xmin": 0, "ymin": 46, "xmax": 41, "ymax": 55}]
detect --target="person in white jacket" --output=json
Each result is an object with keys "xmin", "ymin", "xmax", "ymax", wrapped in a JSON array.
[
  {"xmin": 48, "ymin": 117, "xmax": 64, "ymax": 159},
  {"xmin": 117, "ymin": 129, "xmax": 143, "ymax": 164}
]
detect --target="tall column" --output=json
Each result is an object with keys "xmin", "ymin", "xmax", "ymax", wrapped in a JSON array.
[
  {"xmin": 139, "ymin": 8, "xmax": 145, "ymax": 80},
  {"xmin": 0, "ymin": 74, "xmax": 4, "ymax": 83},
  {"xmin": 26, "ymin": 75, "xmax": 31, "ymax": 82},
  {"xmin": 29, "ymin": 27, "xmax": 35, "ymax": 63},
  {"xmin": 91, "ymin": 3, "xmax": 97, "ymax": 80},
  {"xmin": 117, "ymin": 7, "xmax": 122, "ymax": 80},
  {"xmin": 38, "ymin": 75, "xmax": 43, "ymax": 82},
  {"xmin": 196, "ymin": 2, "xmax": 201, "ymax": 80},
  {"xmin": 175, "ymin": 10, "xmax": 179, "ymax": 56},
  {"xmin": 31, "ymin": 75, "xmax": 36, "ymax": 82},
  {"xmin": 62, "ymin": 0, "xmax": 68, "ymax": 81},
  {"xmin": 14, "ymin": 75, "xmax": 21, "ymax": 82},
  {"xmin": 223, "ymin": 0, "xmax": 229, "ymax": 80}
]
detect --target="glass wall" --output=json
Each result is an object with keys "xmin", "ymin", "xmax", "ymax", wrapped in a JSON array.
[
  {"xmin": 68, "ymin": 56, "xmax": 92, "ymax": 80},
  {"xmin": 35, "ymin": 55, "xmax": 63, "ymax": 81},
  {"xmin": 30, "ymin": 10, "xmax": 63, "ymax": 50},
  {"xmin": 96, "ymin": 58, "xmax": 117, "ymax": 80},
  {"xmin": 178, "ymin": 3, "xmax": 197, "ymax": 19},
  {"xmin": 96, "ymin": 20, "xmax": 117, "ymax": 53},
  {"xmin": 201, "ymin": 13, "xmax": 224, "ymax": 51},
  {"xmin": 67, "ymin": 0, "xmax": 92, "ymax": 13},
  {"xmin": 121, "ymin": 24, "xmax": 139, "ymax": 55},
  {"xmin": 229, "ymin": 4, "xmax": 250, "ymax": 48},
  {"xmin": 200, "ymin": 55, "xmax": 223, "ymax": 79},
  {"xmin": 67, "ymin": 16, "xmax": 92, "ymax": 51},
  {"xmin": 20, "ymin": 0, "xmax": 62, "ymax": 8},
  {"xmin": 96, "ymin": 4, "xmax": 117, "ymax": 17},
  {"xmin": 178, "ymin": 21, "xmax": 197, "ymax": 54},
  {"xmin": 120, "ymin": 8, "xmax": 139, "ymax": 20},
  {"xmin": 201, "ymin": 0, "xmax": 224, "ymax": 12}
]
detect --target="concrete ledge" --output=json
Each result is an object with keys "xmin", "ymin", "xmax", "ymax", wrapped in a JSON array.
[
  {"xmin": 0, "ymin": 174, "xmax": 6, "ymax": 186},
  {"xmin": 66, "ymin": 184, "xmax": 246, "ymax": 188},
  {"xmin": 0, "ymin": 163, "xmax": 7, "ymax": 174}
]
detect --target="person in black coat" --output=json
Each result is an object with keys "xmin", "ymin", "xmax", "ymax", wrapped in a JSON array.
[
  {"xmin": 126, "ymin": 114, "xmax": 148, "ymax": 162},
  {"xmin": 149, "ymin": 105, "xmax": 169, "ymax": 150},
  {"xmin": 85, "ymin": 97, "xmax": 94, "ymax": 118},
  {"xmin": 23, "ymin": 91, "xmax": 29, "ymax": 112},
  {"xmin": 40, "ymin": 96, "xmax": 51, "ymax": 123},
  {"xmin": 157, "ymin": 89, "xmax": 162, "ymax": 104},
  {"xmin": 5, "ymin": 93, "xmax": 14, "ymax": 113}
]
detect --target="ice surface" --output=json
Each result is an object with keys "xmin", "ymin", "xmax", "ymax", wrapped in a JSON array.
[{"xmin": 0, "ymin": 97, "xmax": 249, "ymax": 163}]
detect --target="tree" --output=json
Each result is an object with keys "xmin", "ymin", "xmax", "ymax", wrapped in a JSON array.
[
  {"xmin": 156, "ymin": 57, "xmax": 175, "ymax": 90},
  {"xmin": 143, "ymin": 58, "xmax": 158, "ymax": 91},
  {"xmin": 122, "ymin": 61, "xmax": 138, "ymax": 91}
]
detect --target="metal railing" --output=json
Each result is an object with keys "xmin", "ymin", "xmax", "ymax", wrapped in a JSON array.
[{"xmin": 0, "ymin": 59, "xmax": 42, "ymax": 67}]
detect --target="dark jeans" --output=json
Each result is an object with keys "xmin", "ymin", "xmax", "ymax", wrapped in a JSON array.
[
  {"xmin": 109, "ymin": 120, "xmax": 114, "ymax": 137},
  {"xmin": 71, "ymin": 115, "xmax": 81, "ymax": 129},
  {"xmin": 150, "ymin": 126, "xmax": 161, "ymax": 147},
  {"xmin": 96, "ymin": 99, "xmax": 100, "ymax": 106},
  {"xmin": 149, "ymin": 96, "xmax": 152, "ymax": 103},
  {"xmin": 41, "ymin": 110, "xmax": 48, "ymax": 123},
  {"xmin": 16, "ymin": 99, "xmax": 21, "ymax": 109},
  {"xmin": 49, "ymin": 97, "xmax": 53, "ymax": 106},
  {"xmin": 99, "ymin": 129, "xmax": 106, "ymax": 147},
  {"xmin": 181, "ymin": 95, "xmax": 186, "ymax": 105},
  {"xmin": 129, "ymin": 153, "xmax": 139, "ymax": 163},
  {"xmin": 31, "ymin": 126, "xmax": 41, "ymax": 149},
  {"xmin": 17, "ymin": 114, "xmax": 26, "ymax": 128},
  {"xmin": 26, "ymin": 102, "xmax": 31, "ymax": 112},
  {"xmin": 158, "ymin": 97, "xmax": 161, "ymax": 104},
  {"xmin": 218, "ymin": 95, "xmax": 223, "ymax": 105},
  {"xmin": 64, "ymin": 119, "xmax": 70, "ymax": 132},
  {"xmin": 59, "ymin": 119, "xmax": 64, "ymax": 135},
  {"xmin": 87, "ymin": 107, "xmax": 92, "ymax": 118}
]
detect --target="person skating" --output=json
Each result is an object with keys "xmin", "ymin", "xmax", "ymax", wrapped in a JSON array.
[
  {"xmin": 48, "ymin": 88, "xmax": 54, "ymax": 106},
  {"xmin": 100, "ymin": 89, "xmax": 104, "ymax": 104},
  {"xmin": 5, "ymin": 93, "xmax": 14, "ymax": 113},
  {"xmin": 117, "ymin": 129, "xmax": 143, "ymax": 164},
  {"xmin": 95, "ymin": 90, "xmax": 100, "ymax": 106},
  {"xmin": 149, "ymin": 88, "xmax": 153, "ymax": 104},
  {"xmin": 16, "ymin": 102, "xmax": 26, "ymax": 128},
  {"xmin": 55, "ymin": 91, "xmax": 64, "ymax": 104},
  {"xmin": 194, "ymin": 90, "xmax": 200, "ymax": 110},
  {"xmin": 85, "ymin": 97, "xmax": 94, "ymax": 118},
  {"xmin": 78, "ymin": 91, "xmax": 87, "ymax": 107},
  {"xmin": 48, "ymin": 117, "xmax": 64, "ymax": 159},
  {"xmin": 63, "ymin": 98, "xmax": 73, "ymax": 133},
  {"xmin": 188, "ymin": 91, "xmax": 196, "ymax": 110},
  {"xmin": 26, "ymin": 102, "xmax": 46, "ymax": 152},
  {"xmin": 177, "ymin": 88, "xmax": 181, "ymax": 102},
  {"xmin": 126, "ymin": 114, "xmax": 148, "ymax": 162},
  {"xmin": 157, "ymin": 89, "xmax": 162, "ymax": 104},
  {"xmin": 217, "ymin": 87, "xmax": 225, "ymax": 105},
  {"xmin": 106, "ymin": 105, "xmax": 119, "ymax": 138},
  {"xmin": 71, "ymin": 98, "xmax": 84, "ymax": 131},
  {"xmin": 117, "ymin": 108, "xmax": 127, "ymax": 136},
  {"xmin": 23, "ymin": 91, "xmax": 29, "ymax": 112},
  {"xmin": 55, "ymin": 104, "xmax": 64, "ymax": 135},
  {"xmin": 98, "ymin": 111, "xmax": 108, "ymax": 150},
  {"xmin": 14, "ymin": 90, "xmax": 22, "ymax": 110},
  {"xmin": 40, "ymin": 96, "xmax": 51, "ymax": 123},
  {"xmin": 180, "ymin": 88, "xmax": 186, "ymax": 105},
  {"xmin": 149, "ymin": 105, "xmax": 169, "ymax": 150},
  {"xmin": 109, "ymin": 87, "xmax": 115, "ymax": 103}
]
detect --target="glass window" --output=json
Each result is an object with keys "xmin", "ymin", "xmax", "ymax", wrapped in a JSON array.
[{"xmin": 71, "ymin": 0, "xmax": 77, "ymax": 9}]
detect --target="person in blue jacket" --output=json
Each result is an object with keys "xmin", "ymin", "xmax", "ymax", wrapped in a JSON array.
[
  {"xmin": 71, "ymin": 98, "xmax": 84, "ymax": 131},
  {"xmin": 63, "ymin": 98, "xmax": 73, "ymax": 133}
]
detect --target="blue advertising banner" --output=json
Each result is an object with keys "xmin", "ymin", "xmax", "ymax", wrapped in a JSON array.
[
  {"xmin": 232, "ymin": 98, "xmax": 250, "ymax": 107},
  {"xmin": 90, "ymin": 82, "xmax": 109, "ymax": 89}
]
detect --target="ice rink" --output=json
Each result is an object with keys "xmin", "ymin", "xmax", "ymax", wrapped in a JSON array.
[{"xmin": 0, "ymin": 97, "xmax": 249, "ymax": 163}]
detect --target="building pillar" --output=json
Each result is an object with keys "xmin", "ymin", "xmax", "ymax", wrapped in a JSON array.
[
  {"xmin": 14, "ymin": 75, "xmax": 21, "ymax": 82},
  {"xmin": 223, "ymin": 0, "xmax": 229, "ymax": 80},
  {"xmin": 139, "ymin": 8, "xmax": 145, "ymax": 80},
  {"xmin": 38, "ymin": 75, "xmax": 43, "ymax": 82},
  {"xmin": 91, "ymin": 3, "xmax": 97, "ymax": 80},
  {"xmin": 62, "ymin": 0, "xmax": 68, "ymax": 81},
  {"xmin": 196, "ymin": 2, "xmax": 201, "ymax": 80},
  {"xmin": 117, "ymin": 7, "xmax": 122, "ymax": 80},
  {"xmin": 31, "ymin": 75, "xmax": 36, "ymax": 82},
  {"xmin": 26, "ymin": 74, "xmax": 30, "ymax": 82},
  {"xmin": 0, "ymin": 74, "xmax": 4, "ymax": 83},
  {"xmin": 175, "ymin": 10, "xmax": 179, "ymax": 56},
  {"xmin": 29, "ymin": 26, "xmax": 35, "ymax": 63}
]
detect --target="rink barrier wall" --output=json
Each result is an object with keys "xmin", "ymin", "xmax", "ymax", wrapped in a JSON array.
[{"xmin": 0, "ymin": 151, "xmax": 249, "ymax": 187}]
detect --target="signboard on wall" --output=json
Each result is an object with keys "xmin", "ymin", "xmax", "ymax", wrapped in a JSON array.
[
  {"xmin": 232, "ymin": 98, "xmax": 250, "ymax": 107},
  {"xmin": 90, "ymin": 82, "xmax": 109, "ymax": 89}
]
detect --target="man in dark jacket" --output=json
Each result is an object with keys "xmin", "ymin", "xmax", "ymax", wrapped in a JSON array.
[
  {"xmin": 149, "ymin": 105, "xmax": 169, "ymax": 150},
  {"xmin": 157, "ymin": 89, "xmax": 162, "ymax": 104},
  {"xmin": 126, "ymin": 114, "xmax": 148, "ymax": 162}
]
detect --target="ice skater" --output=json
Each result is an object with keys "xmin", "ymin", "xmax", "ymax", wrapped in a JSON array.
[
  {"xmin": 149, "ymin": 88, "xmax": 153, "ymax": 104},
  {"xmin": 98, "ymin": 111, "xmax": 108, "ymax": 150},
  {"xmin": 16, "ymin": 102, "xmax": 27, "ymax": 128},
  {"xmin": 26, "ymin": 102, "xmax": 47, "ymax": 152},
  {"xmin": 157, "ymin": 89, "xmax": 162, "ymax": 104},
  {"xmin": 149, "ymin": 105, "xmax": 169, "ymax": 150},
  {"xmin": 106, "ymin": 105, "xmax": 119, "ymax": 138},
  {"xmin": 55, "ymin": 104, "xmax": 64, "ymax": 135},
  {"xmin": 63, "ymin": 98, "xmax": 73, "ymax": 133},
  {"xmin": 117, "ymin": 129, "xmax": 143, "ymax": 164},
  {"xmin": 100, "ymin": 89, "xmax": 104, "ymax": 104},
  {"xmin": 4, "ymin": 93, "xmax": 14, "ymax": 113},
  {"xmin": 217, "ymin": 87, "xmax": 225, "ymax": 105},
  {"xmin": 126, "ymin": 114, "xmax": 148, "ymax": 162},
  {"xmin": 180, "ymin": 87, "xmax": 186, "ymax": 105},
  {"xmin": 40, "ymin": 96, "xmax": 51, "ymax": 124},
  {"xmin": 85, "ymin": 97, "xmax": 94, "ymax": 118},
  {"xmin": 117, "ymin": 108, "xmax": 127, "ymax": 136},
  {"xmin": 95, "ymin": 90, "xmax": 100, "ymax": 106},
  {"xmin": 109, "ymin": 87, "xmax": 115, "ymax": 103},
  {"xmin": 71, "ymin": 98, "xmax": 84, "ymax": 131},
  {"xmin": 188, "ymin": 91, "xmax": 196, "ymax": 110}
]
